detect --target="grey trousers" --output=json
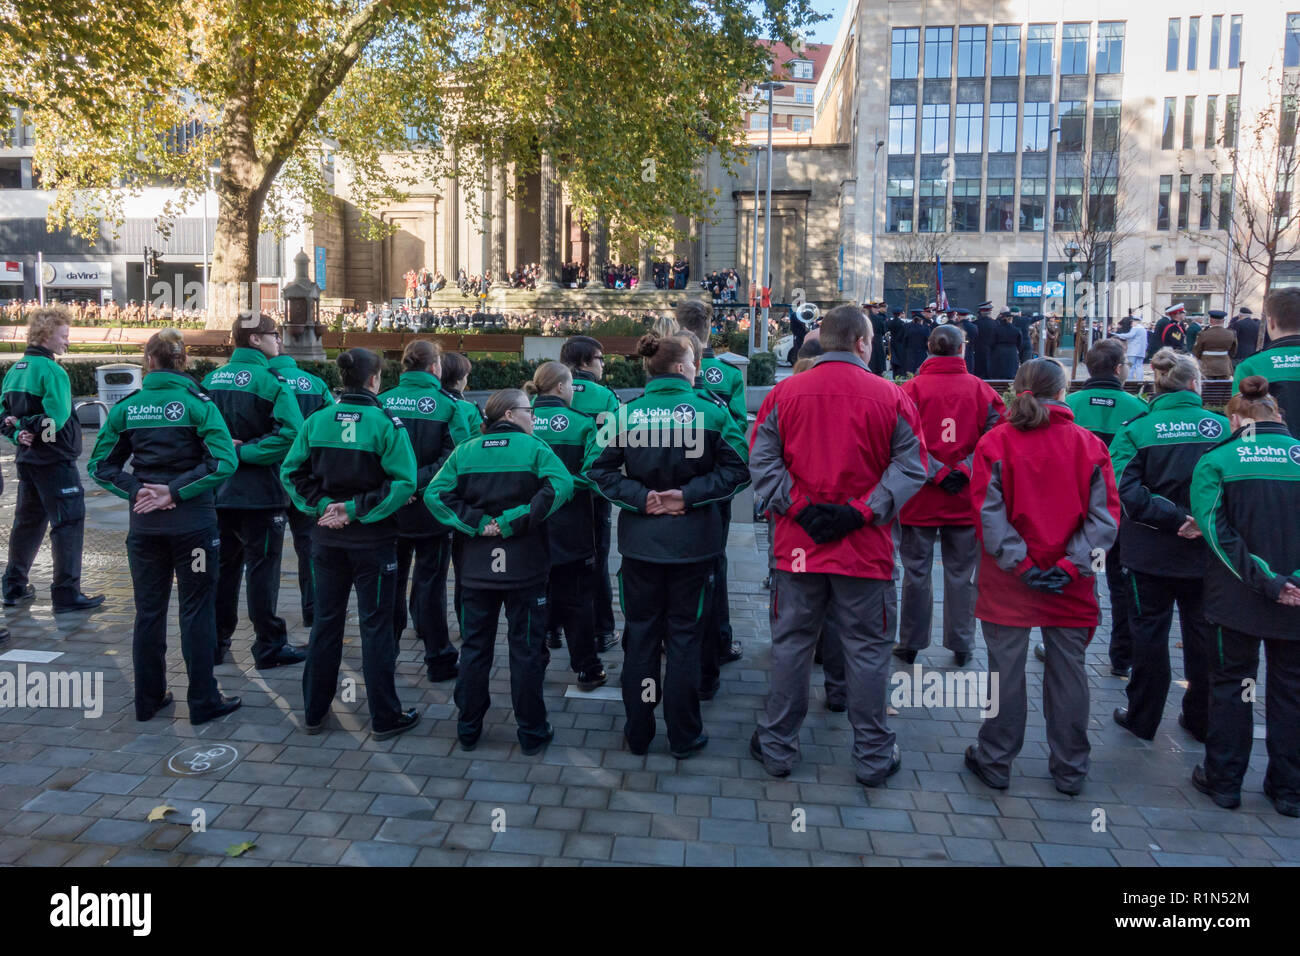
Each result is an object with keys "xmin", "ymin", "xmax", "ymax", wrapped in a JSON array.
[
  {"xmin": 899, "ymin": 524, "xmax": 977, "ymax": 653},
  {"xmin": 971, "ymin": 622, "xmax": 1092, "ymax": 789},
  {"xmin": 757, "ymin": 571, "xmax": 894, "ymax": 779}
]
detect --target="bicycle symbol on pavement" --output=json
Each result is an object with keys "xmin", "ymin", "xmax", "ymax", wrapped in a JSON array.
[{"xmin": 166, "ymin": 744, "xmax": 240, "ymax": 776}]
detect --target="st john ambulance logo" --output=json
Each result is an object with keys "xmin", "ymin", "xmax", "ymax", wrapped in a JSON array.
[
  {"xmin": 417, "ymin": 396, "xmax": 437, "ymax": 414},
  {"xmin": 234, "ymin": 370, "xmax": 252, "ymax": 387},
  {"xmin": 1198, "ymin": 418, "xmax": 1224, "ymax": 439},
  {"xmin": 296, "ymin": 376, "xmax": 312, "ymax": 391},
  {"xmin": 704, "ymin": 366, "xmax": 724, "ymax": 385},
  {"xmin": 550, "ymin": 414, "xmax": 569, "ymax": 432},
  {"xmin": 163, "ymin": 402, "xmax": 185, "ymax": 422},
  {"xmin": 1290, "ymin": 445, "xmax": 1300, "ymax": 467},
  {"xmin": 672, "ymin": 404, "xmax": 696, "ymax": 424}
]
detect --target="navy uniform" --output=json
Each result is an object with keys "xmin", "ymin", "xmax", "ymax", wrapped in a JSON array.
[
  {"xmin": 972, "ymin": 302, "xmax": 997, "ymax": 379},
  {"xmin": 955, "ymin": 309, "xmax": 979, "ymax": 374}
]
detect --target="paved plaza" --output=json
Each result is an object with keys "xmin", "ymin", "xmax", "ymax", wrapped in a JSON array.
[{"xmin": 0, "ymin": 445, "xmax": 1296, "ymax": 868}]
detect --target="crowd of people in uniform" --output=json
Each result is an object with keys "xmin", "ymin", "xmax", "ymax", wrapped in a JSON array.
[{"xmin": 1, "ymin": 288, "xmax": 1297, "ymax": 816}]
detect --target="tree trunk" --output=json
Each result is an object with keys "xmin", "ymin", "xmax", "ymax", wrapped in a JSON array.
[{"xmin": 207, "ymin": 177, "xmax": 267, "ymax": 329}]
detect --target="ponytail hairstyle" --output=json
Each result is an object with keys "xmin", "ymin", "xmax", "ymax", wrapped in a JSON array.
[
  {"xmin": 650, "ymin": 315, "xmax": 679, "ymax": 338},
  {"xmin": 1226, "ymin": 375, "xmax": 1285, "ymax": 424},
  {"xmin": 523, "ymin": 360, "xmax": 572, "ymax": 398},
  {"xmin": 145, "ymin": 328, "xmax": 187, "ymax": 371},
  {"xmin": 636, "ymin": 332, "xmax": 691, "ymax": 377},
  {"xmin": 401, "ymin": 338, "xmax": 441, "ymax": 372},
  {"xmin": 927, "ymin": 324, "xmax": 965, "ymax": 356},
  {"xmin": 484, "ymin": 388, "xmax": 527, "ymax": 424},
  {"xmin": 1150, "ymin": 347, "xmax": 1200, "ymax": 395},
  {"xmin": 337, "ymin": 348, "xmax": 383, "ymax": 392},
  {"xmin": 1006, "ymin": 357, "xmax": 1068, "ymax": 431}
]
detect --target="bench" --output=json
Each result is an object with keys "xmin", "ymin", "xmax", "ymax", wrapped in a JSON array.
[
  {"xmin": 339, "ymin": 332, "xmax": 405, "ymax": 358},
  {"xmin": 183, "ymin": 330, "xmax": 234, "ymax": 357},
  {"xmin": 600, "ymin": 336, "xmax": 645, "ymax": 357},
  {"xmin": 0, "ymin": 325, "xmax": 22, "ymax": 352},
  {"xmin": 460, "ymin": 334, "xmax": 525, "ymax": 356}
]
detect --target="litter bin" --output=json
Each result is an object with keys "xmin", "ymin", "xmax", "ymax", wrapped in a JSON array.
[{"xmin": 91, "ymin": 362, "xmax": 143, "ymax": 427}]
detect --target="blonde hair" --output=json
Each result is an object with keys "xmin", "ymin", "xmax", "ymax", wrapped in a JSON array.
[
  {"xmin": 1150, "ymin": 348, "xmax": 1200, "ymax": 395},
  {"xmin": 676, "ymin": 329, "xmax": 703, "ymax": 366},
  {"xmin": 523, "ymin": 360, "xmax": 572, "ymax": 398},
  {"xmin": 650, "ymin": 315, "xmax": 679, "ymax": 338},
  {"xmin": 26, "ymin": 305, "xmax": 71, "ymax": 346}
]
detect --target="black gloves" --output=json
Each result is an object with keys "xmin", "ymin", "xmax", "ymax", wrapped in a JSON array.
[
  {"xmin": 796, "ymin": 503, "xmax": 867, "ymax": 544},
  {"xmin": 1021, "ymin": 566, "xmax": 1073, "ymax": 594},
  {"xmin": 938, "ymin": 470, "xmax": 969, "ymax": 495}
]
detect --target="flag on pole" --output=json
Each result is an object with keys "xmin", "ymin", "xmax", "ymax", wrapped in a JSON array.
[{"xmin": 935, "ymin": 257, "xmax": 949, "ymax": 311}]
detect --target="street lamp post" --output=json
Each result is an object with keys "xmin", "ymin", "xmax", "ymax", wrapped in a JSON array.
[
  {"xmin": 1038, "ymin": 36, "xmax": 1061, "ymax": 358},
  {"xmin": 868, "ymin": 139, "xmax": 884, "ymax": 302},
  {"xmin": 1224, "ymin": 58, "xmax": 1246, "ymax": 314},
  {"xmin": 202, "ymin": 165, "xmax": 218, "ymax": 311},
  {"xmin": 749, "ymin": 142, "xmax": 761, "ymax": 352},
  {"xmin": 758, "ymin": 80, "xmax": 784, "ymax": 354}
]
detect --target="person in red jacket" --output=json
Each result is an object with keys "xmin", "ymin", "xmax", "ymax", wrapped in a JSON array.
[
  {"xmin": 895, "ymin": 325, "xmax": 1005, "ymax": 667},
  {"xmin": 964, "ymin": 358, "xmax": 1120, "ymax": 795},
  {"xmin": 749, "ymin": 304, "xmax": 928, "ymax": 786}
]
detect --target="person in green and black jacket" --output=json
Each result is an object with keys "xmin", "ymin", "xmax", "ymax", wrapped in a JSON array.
[
  {"xmin": 281, "ymin": 348, "xmax": 420, "ymax": 740},
  {"xmin": 202, "ymin": 313, "xmax": 306, "ymax": 668},
  {"xmin": 88, "ymin": 330, "xmax": 241, "ymax": 725},
  {"xmin": 424, "ymin": 388, "xmax": 574, "ymax": 755},
  {"xmin": 1111, "ymin": 348, "xmax": 1229, "ymax": 744},
  {"xmin": 560, "ymin": 335, "xmax": 620, "ymax": 653},
  {"xmin": 1232, "ymin": 289, "xmax": 1300, "ymax": 438},
  {"xmin": 0, "ymin": 305, "xmax": 104, "ymax": 615},
  {"xmin": 381, "ymin": 339, "xmax": 458, "ymax": 682},
  {"xmin": 588, "ymin": 333, "xmax": 751, "ymax": 759},
  {"xmin": 270, "ymin": 352, "xmax": 336, "ymax": 629},
  {"xmin": 1189, "ymin": 376, "xmax": 1300, "ymax": 817},
  {"xmin": 525, "ymin": 361, "xmax": 606, "ymax": 691}
]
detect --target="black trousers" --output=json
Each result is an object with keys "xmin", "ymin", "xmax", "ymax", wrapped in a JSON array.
[
  {"xmin": 394, "ymin": 533, "xmax": 457, "ymax": 674},
  {"xmin": 302, "ymin": 541, "xmax": 403, "ymax": 727},
  {"xmin": 215, "ymin": 508, "xmax": 290, "ymax": 664},
  {"xmin": 1124, "ymin": 571, "xmax": 1211, "ymax": 740},
  {"xmin": 286, "ymin": 507, "xmax": 316, "ymax": 626},
  {"xmin": 698, "ymin": 566, "xmax": 722, "ymax": 690},
  {"xmin": 454, "ymin": 583, "xmax": 550, "ymax": 747},
  {"xmin": 127, "ymin": 527, "xmax": 222, "ymax": 719},
  {"xmin": 1105, "ymin": 543, "xmax": 1134, "ymax": 670},
  {"xmin": 1205, "ymin": 627, "xmax": 1300, "ymax": 800},
  {"xmin": 3, "ymin": 461, "xmax": 86, "ymax": 605},
  {"xmin": 713, "ymin": 500, "xmax": 734, "ymax": 651},
  {"xmin": 591, "ymin": 497, "xmax": 615, "ymax": 637},
  {"xmin": 619, "ymin": 556, "xmax": 711, "ymax": 753},
  {"xmin": 548, "ymin": 558, "xmax": 600, "ymax": 674}
]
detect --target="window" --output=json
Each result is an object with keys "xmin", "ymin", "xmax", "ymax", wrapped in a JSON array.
[
  {"xmin": 1178, "ymin": 174, "xmax": 1192, "ymax": 229},
  {"xmin": 1175, "ymin": 259, "xmax": 1187, "ymax": 276},
  {"xmin": 1158, "ymin": 175, "xmax": 1172, "ymax": 229},
  {"xmin": 918, "ymin": 174, "xmax": 947, "ymax": 232},
  {"xmin": 989, "ymin": 102, "xmax": 1018, "ymax": 152},
  {"xmin": 1024, "ymin": 102, "xmax": 1051, "ymax": 151},
  {"xmin": 1228, "ymin": 15, "xmax": 1242, "ymax": 69},
  {"xmin": 791, "ymin": 116, "xmax": 813, "ymax": 132},
  {"xmin": 1020, "ymin": 178, "xmax": 1047, "ymax": 231},
  {"xmin": 1283, "ymin": 94, "xmax": 1298, "ymax": 148},
  {"xmin": 1055, "ymin": 177, "xmax": 1084, "ymax": 228},
  {"xmin": 887, "ymin": 168, "xmax": 915, "ymax": 232},
  {"xmin": 1198, "ymin": 259, "xmax": 1210, "ymax": 275},
  {"xmin": 921, "ymin": 104, "xmax": 950, "ymax": 153},
  {"xmin": 1205, "ymin": 96, "xmax": 1219, "ymax": 148},
  {"xmin": 1059, "ymin": 101, "xmax": 1086, "ymax": 151},
  {"xmin": 1209, "ymin": 16, "xmax": 1222, "ymax": 69},
  {"xmin": 958, "ymin": 26, "xmax": 986, "ymax": 77},
  {"xmin": 1289, "ymin": 14, "xmax": 1300, "ymax": 69},
  {"xmin": 1096, "ymin": 22, "xmax": 1124, "ymax": 74},
  {"xmin": 892, "ymin": 28, "xmax": 920, "ymax": 79},
  {"xmin": 1089, "ymin": 177, "xmax": 1117, "ymax": 230},
  {"xmin": 1162, "ymin": 98, "xmax": 1176, "ymax": 150},
  {"xmin": 888, "ymin": 104, "xmax": 916, "ymax": 153},
  {"xmin": 1277, "ymin": 172, "xmax": 1295, "ymax": 229},
  {"xmin": 987, "ymin": 178, "xmax": 1016, "ymax": 231},
  {"xmin": 953, "ymin": 178, "xmax": 981, "ymax": 231},
  {"xmin": 1225, "ymin": 94, "xmax": 1239, "ymax": 148},
  {"xmin": 954, "ymin": 103, "xmax": 983, "ymax": 153},
  {"xmin": 1027, "ymin": 24, "xmax": 1054, "ymax": 76},
  {"xmin": 1219, "ymin": 174, "xmax": 1233, "ymax": 229},
  {"xmin": 1200, "ymin": 174, "xmax": 1214, "ymax": 229},
  {"xmin": 1187, "ymin": 17, "xmax": 1200, "ymax": 70},
  {"xmin": 751, "ymin": 115, "xmax": 768, "ymax": 130},
  {"xmin": 992, "ymin": 25, "xmax": 1020, "ymax": 76},
  {"xmin": 1183, "ymin": 96, "xmax": 1196, "ymax": 149},
  {"xmin": 794, "ymin": 88, "xmax": 814, "ymax": 104},
  {"xmin": 924, "ymin": 27, "xmax": 953, "ymax": 78},
  {"xmin": 1061, "ymin": 23, "xmax": 1090, "ymax": 75},
  {"xmin": 791, "ymin": 59, "xmax": 814, "ymax": 79},
  {"xmin": 1093, "ymin": 100, "xmax": 1120, "ymax": 150},
  {"xmin": 1167, "ymin": 19, "xmax": 1181, "ymax": 72}
]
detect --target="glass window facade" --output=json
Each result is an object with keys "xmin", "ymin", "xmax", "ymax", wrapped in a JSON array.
[
  {"xmin": 1026, "ymin": 24, "xmax": 1054, "ymax": 76},
  {"xmin": 1096, "ymin": 22, "xmax": 1124, "ymax": 74},
  {"xmin": 1061, "ymin": 23, "xmax": 1089, "ymax": 75},
  {"xmin": 1228, "ymin": 15, "xmax": 1242, "ymax": 69},
  {"xmin": 1205, "ymin": 96, "xmax": 1218, "ymax": 148},
  {"xmin": 1093, "ymin": 100, "xmax": 1120, "ymax": 150},
  {"xmin": 1225, "ymin": 94, "xmax": 1239, "ymax": 148},
  {"xmin": 954, "ymin": 103, "xmax": 983, "ymax": 153},
  {"xmin": 987, "ymin": 178, "xmax": 1016, "ymax": 231},
  {"xmin": 989, "ymin": 102, "xmax": 1018, "ymax": 153},
  {"xmin": 958, "ymin": 26, "xmax": 986, "ymax": 77},
  {"xmin": 918, "ymin": 173, "xmax": 947, "ymax": 232},
  {"xmin": 1023, "ymin": 102, "xmax": 1051, "ymax": 151},
  {"xmin": 924, "ymin": 27, "xmax": 953, "ymax": 78},
  {"xmin": 1055, "ymin": 177, "xmax": 1084, "ymax": 229},
  {"xmin": 1199, "ymin": 174, "xmax": 1214, "ymax": 229},
  {"xmin": 1183, "ymin": 96, "xmax": 1196, "ymax": 149},
  {"xmin": 1187, "ymin": 17, "xmax": 1200, "ymax": 70},
  {"xmin": 1167, "ymin": 19, "xmax": 1181, "ymax": 71},
  {"xmin": 953, "ymin": 178, "xmax": 981, "ymax": 231},
  {"xmin": 992, "ymin": 25, "xmax": 1020, "ymax": 76},
  {"xmin": 1178, "ymin": 174, "xmax": 1192, "ymax": 229},
  {"xmin": 1020, "ymin": 179, "xmax": 1047, "ymax": 231},
  {"xmin": 1158, "ymin": 175, "xmax": 1172, "ymax": 230},
  {"xmin": 1059, "ymin": 101, "xmax": 1086, "ymax": 151},
  {"xmin": 889, "ymin": 104, "xmax": 916, "ymax": 154},
  {"xmin": 1089, "ymin": 177, "xmax": 1117, "ymax": 231},
  {"xmin": 1219, "ymin": 174, "xmax": 1233, "ymax": 229},
  {"xmin": 1209, "ymin": 15, "xmax": 1222, "ymax": 69},
  {"xmin": 1162, "ymin": 97, "xmax": 1176, "ymax": 149},
  {"xmin": 887, "ymin": 165, "xmax": 915, "ymax": 233},
  {"xmin": 892, "ymin": 28, "xmax": 920, "ymax": 79},
  {"xmin": 921, "ymin": 103, "xmax": 949, "ymax": 153},
  {"xmin": 1288, "ymin": 14, "xmax": 1300, "ymax": 69}
]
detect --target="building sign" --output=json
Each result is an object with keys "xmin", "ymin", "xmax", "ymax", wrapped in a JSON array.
[
  {"xmin": 314, "ymin": 246, "xmax": 327, "ymax": 291},
  {"xmin": 0, "ymin": 260, "xmax": 23, "ymax": 283},
  {"xmin": 1157, "ymin": 275, "xmax": 1222, "ymax": 294},
  {"xmin": 1012, "ymin": 279, "xmax": 1065, "ymax": 299},
  {"xmin": 40, "ymin": 260, "xmax": 113, "ymax": 288}
]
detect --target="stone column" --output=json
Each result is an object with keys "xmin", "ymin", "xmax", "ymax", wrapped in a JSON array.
[
  {"xmin": 442, "ymin": 148, "xmax": 459, "ymax": 281},
  {"xmin": 537, "ymin": 150, "xmax": 560, "ymax": 288},
  {"xmin": 590, "ymin": 219, "xmax": 609, "ymax": 290},
  {"xmin": 638, "ymin": 236, "xmax": 653, "ymax": 292},
  {"xmin": 492, "ymin": 157, "xmax": 508, "ymax": 283}
]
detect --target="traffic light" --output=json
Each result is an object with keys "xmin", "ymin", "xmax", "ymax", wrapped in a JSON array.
[{"xmin": 146, "ymin": 248, "xmax": 162, "ymax": 277}]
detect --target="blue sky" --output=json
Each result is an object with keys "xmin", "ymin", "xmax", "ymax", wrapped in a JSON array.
[{"xmin": 805, "ymin": 0, "xmax": 847, "ymax": 44}]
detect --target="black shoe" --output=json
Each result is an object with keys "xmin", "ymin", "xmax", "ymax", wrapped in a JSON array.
[
  {"xmin": 458, "ymin": 730, "xmax": 480, "ymax": 751},
  {"xmin": 1055, "ymin": 777, "xmax": 1084, "ymax": 796},
  {"xmin": 190, "ymin": 696, "xmax": 241, "ymax": 726},
  {"xmin": 953, "ymin": 650, "xmax": 972, "ymax": 667},
  {"xmin": 52, "ymin": 593, "xmax": 105, "ymax": 614},
  {"xmin": 304, "ymin": 714, "xmax": 328, "ymax": 735},
  {"xmin": 857, "ymin": 745, "xmax": 902, "ymax": 787},
  {"xmin": 719, "ymin": 641, "xmax": 743, "ymax": 665},
  {"xmin": 762, "ymin": 575, "xmax": 772, "ymax": 590},
  {"xmin": 826, "ymin": 699, "xmax": 846, "ymax": 713},
  {"xmin": 596, "ymin": 633, "xmax": 619, "ymax": 653},
  {"xmin": 3, "ymin": 585, "xmax": 35, "ymax": 607},
  {"xmin": 1192, "ymin": 765, "xmax": 1241, "ymax": 809},
  {"xmin": 254, "ymin": 643, "xmax": 308, "ymax": 670},
  {"xmin": 545, "ymin": 631, "xmax": 563, "ymax": 649},
  {"xmin": 520, "ymin": 723, "xmax": 554, "ymax": 756},
  {"xmin": 1178, "ymin": 713, "xmax": 1207, "ymax": 744},
  {"xmin": 1112, "ymin": 707, "xmax": 1146, "ymax": 739},
  {"xmin": 698, "ymin": 679, "xmax": 720, "ymax": 701},
  {"xmin": 750, "ymin": 730, "xmax": 790, "ymax": 777},
  {"xmin": 1033, "ymin": 642, "xmax": 1046, "ymax": 663},
  {"xmin": 624, "ymin": 731, "xmax": 648, "ymax": 756},
  {"xmin": 373, "ymin": 708, "xmax": 421, "ymax": 741},
  {"xmin": 1263, "ymin": 781, "xmax": 1300, "ymax": 818},
  {"xmin": 136, "ymin": 691, "xmax": 174, "ymax": 722},
  {"xmin": 576, "ymin": 667, "xmax": 607, "ymax": 691},
  {"xmin": 671, "ymin": 733, "xmax": 708, "ymax": 760},
  {"xmin": 892, "ymin": 645, "xmax": 917, "ymax": 665},
  {"xmin": 964, "ymin": 744, "xmax": 1008, "ymax": 790},
  {"xmin": 427, "ymin": 662, "xmax": 459, "ymax": 683},
  {"xmin": 1111, "ymin": 665, "xmax": 1132, "ymax": 678}
]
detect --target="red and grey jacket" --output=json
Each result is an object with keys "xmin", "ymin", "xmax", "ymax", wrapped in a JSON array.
[
  {"xmin": 898, "ymin": 355, "xmax": 1004, "ymax": 526},
  {"xmin": 750, "ymin": 351, "xmax": 928, "ymax": 580},
  {"xmin": 971, "ymin": 402, "xmax": 1120, "ymax": 629}
]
